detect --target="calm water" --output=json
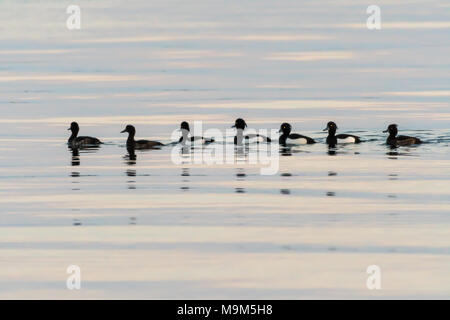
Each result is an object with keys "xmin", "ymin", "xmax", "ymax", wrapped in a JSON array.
[{"xmin": 0, "ymin": 0, "xmax": 449, "ymax": 299}]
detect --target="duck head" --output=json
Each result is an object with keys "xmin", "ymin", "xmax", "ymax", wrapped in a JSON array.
[
  {"xmin": 323, "ymin": 121, "xmax": 338, "ymax": 134},
  {"xmin": 121, "ymin": 125, "xmax": 136, "ymax": 135},
  {"xmin": 68, "ymin": 122, "xmax": 79, "ymax": 133},
  {"xmin": 279, "ymin": 123, "xmax": 292, "ymax": 135},
  {"xmin": 232, "ymin": 118, "xmax": 247, "ymax": 130},
  {"xmin": 383, "ymin": 124, "xmax": 398, "ymax": 136},
  {"xmin": 180, "ymin": 121, "xmax": 190, "ymax": 132}
]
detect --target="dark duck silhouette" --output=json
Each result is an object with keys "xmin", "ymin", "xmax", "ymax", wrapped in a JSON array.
[
  {"xmin": 232, "ymin": 118, "xmax": 271, "ymax": 145},
  {"xmin": 323, "ymin": 121, "xmax": 361, "ymax": 146},
  {"xmin": 121, "ymin": 125, "xmax": 164, "ymax": 149},
  {"xmin": 278, "ymin": 123, "xmax": 315, "ymax": 145},
  {"xmin": 383, "ymin": 124, "xmax": 421, "ymax": 147},
  {"xmin": 67, "ymin": 122, "xmax": 102, "ymax": 147},
  {"xmin": 178, "ymin": 121, "xmax": 214, "ymax": 145}
]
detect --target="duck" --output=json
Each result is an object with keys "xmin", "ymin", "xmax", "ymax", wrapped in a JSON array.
[
  {"xmin": 120, "ymin": 125, "xmax": 164, "ymax": 149},
  {"xmin": 178, "ymin": 121, "xmax": 214, "ymax": 145},
  {"xmin": 232, "ymin": 118, "xmax": 271, "ymax": 145},
  {"xmin": 383, "ymin": 124, "xmax": 421, "ymax": 146},
  {"xmin": 278, "ymin": 123, "xmax": 315, "ymax": 145},
  {"xmin": 67, "ymin": 122, "xmax": 102, "ymax": 147},
  {"xmin": 323, "ymin": 121, "xmax": 361, "ymax": 145}
]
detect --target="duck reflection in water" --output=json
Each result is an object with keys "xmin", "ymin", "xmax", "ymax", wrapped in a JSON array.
[
  {"xmin": 181, "ymin": 145, "xmax": 191, "ymax": 156},
  {"xmin": 70, "ymin": 147, "xmax": 80, "ymax": 166},
  {"xmin": 124, "ymin": 146, "xmax": 137, "ymax": 189},
  {"xmin": 68, "ymin": 144, "xmax": 100, "ymax": 166},
  {"xmin": 327, "ymin": 145, "xmax": 337, "ymax": 156},
  {"xmin": 234, "ymin": 145, "xmax": 249, "ymax": 165},
  {"xmin": 235, "ymin": 168, "xmax": 246, "ymax": 193},
  {"xmin": 124, "ymin": 145, "xmax": 137, "ymax": 165},
  {"xmin": 180, "ymin": 167, "xmax": 190, "ymax": 191},
  {"xmin": 385, "ymin": 145, "xmax": 415, "ymax": 159},
  {"xmin": 279, "ymin": 145, "xmax": 310, "ymax": 157},
  {"xmin": 236, "ymin": 168, "xmax": 246, "ymax": 180},
  {"xmin": 280, "ymin": 146, "xmax": 292, "ymax": 157},
  {"xmin": 126, "ymin": 169, "xmax": 136, "ymax": 177}
]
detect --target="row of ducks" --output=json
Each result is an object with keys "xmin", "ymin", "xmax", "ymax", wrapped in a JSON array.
[{"xmin": 68, "ymin": 119, "xmax": 422, "ymax": 149}]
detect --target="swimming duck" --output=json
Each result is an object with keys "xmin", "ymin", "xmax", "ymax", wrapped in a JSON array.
[
  {"xmin": 178, "ymin": 121, "xmax": 214, "ymax": 145},
  {"xmin": 383, "ymin": 124, "xmax": 421, "ymax": 146},
  {"xmin": 278, "ymin": 123, "xmax": 315, "ymax": 145},
  {"xmin": 121, "ymin": 125, "xmax": 164, "ymax": 149},
  {"xmin": 323, "ymin": 121, "xmax": 361, "ymax": 145},
  {"xmin": 68, "ymin": 122, "xmax": 102, "ymax": 147},
  {"xmin": 232, "ymin": 118, "xmax": 271, "ymax": 145}
]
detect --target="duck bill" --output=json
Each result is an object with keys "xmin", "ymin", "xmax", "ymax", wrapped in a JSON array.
[
  {"xmin": 382, "ymin": 130, "xmax": 388, "ymax": 133},
  {"xmin": 120, "ymin": 129, "xmax": 126, "ymax": 133},
  {"xmin": 322, "ymin": 128, "xmax": 328, "ymax": 131}
]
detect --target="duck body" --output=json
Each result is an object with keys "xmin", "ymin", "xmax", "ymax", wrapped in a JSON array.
[
  {"xmin": 278, "ymin": 123, "xmax": 315, "ymax": 145},
  {"xmin": 133, "ymin": 139, "xmax": 164, "ymax": 149},
  {"xmin": 179, "ymin": 136, "xmax": 214, "ymax": 145},
  {"xmin": 334, "ymin": 134, "xmax": 361, "ymax": 144},
  {"xmin": 324, "ymin": 122, "xmax": 361, "ymax": 145},
  {"xmin": 283, "ymin": 134, "xmax": 315, "ymax": 145},
  {"xmin": 384, "ymin": 124, "xmax": 421, "ymax": 147},
  {"xmin": 70, "ymin": 136, "xmax": 102, "ymax": 146},
  {"xmin": 234, "ymin": 134, "xmax": 272, "ymax": 145},
  {"xmin": 121, "ymin": 125, "xmax": 164, "ymax": 149},
  {"xmin": 178, "ymin": 121, "xmax": 214, "ymax": 145},
  {"xmin": 232, "ymin": 118, "xmax": 271, "ymax": 145},
  {"xmin": 68, "ymin": 122, "xmax": 102, "ymax": 147}
]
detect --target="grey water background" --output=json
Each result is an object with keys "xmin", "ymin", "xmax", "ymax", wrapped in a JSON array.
[{"xmin": 0, "ymin": 0, "xmax": 449, "ymax": 298}]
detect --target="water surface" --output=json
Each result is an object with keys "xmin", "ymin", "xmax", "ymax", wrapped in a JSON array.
[{"xmin": 0, "ymin": 0, "xmax": 449, "ymax": 299}]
